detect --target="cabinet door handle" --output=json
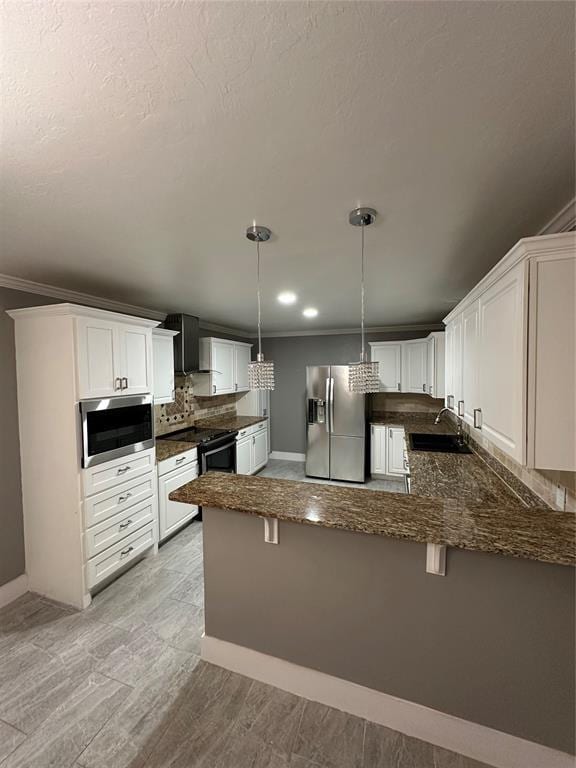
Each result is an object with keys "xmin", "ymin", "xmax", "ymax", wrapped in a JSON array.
[
  {"xmin": 119, "ymin": 519, "xmax": 133, "ymax": 530},
  {"xmin": 473, "ymin": 408, "xmax": 482, "ymax": 429},
  {"xmin": 397, "ymin": 382, "xmax": 401, "ymax": 391},
  {"xmin": 122, "ymin": 377, "xmax": 128, "ymax": 389},
  {"xmin": 447, "ymin": 395, "xmax": 454, "ymax": 409},
  {"xmin": 422, "ymin": 384, "xmax": 426, "ymax": 392},
  {"xmin": 117, "ymin": 465, "xmax": 131, "ymax": 475},
  {"xmin": 114, "ymin": 377, "xmax": 122, "ymax": 390},
  {"xmin": 235, "ymin": 383, "xmax": 238, "ymax": 391},
  {"xmin": 457, "ymin": 400, "xmax": 464, "ymax": 417},
  {"xmin": 118, "ymin": 492, "xmax": 132, "ymax": 503},
  {"xmin": 120, "ymin": 546, "xmax": 134, "ymax": 557},
  {"xmin": 213, "ymin": 384, "xmax": 216, "ymax": 394}
]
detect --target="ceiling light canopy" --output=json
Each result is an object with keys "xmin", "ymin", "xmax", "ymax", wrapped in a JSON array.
[
  {"xmin": 277, "ymin": 291, "xmax": 297, "ymax": 305},
  {"xmin": 302, "ymin": 307, "xmax": 318, "ymax": 318},
  {"xmin": 246, "ymin": 225, "xmax": 275, "ymax": 391},
  {"xmin": 348, "ymin": 207, "xmax": 380, "ymax": 394}
]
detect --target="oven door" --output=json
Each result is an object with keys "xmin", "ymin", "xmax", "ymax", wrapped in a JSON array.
[
  {"xmin": 200, "ymin": 436, "xmax": 237, "ymax": 474},
  {"xmin": 80, "ymin": 395, "xmax": 154, "ymax": 468}
]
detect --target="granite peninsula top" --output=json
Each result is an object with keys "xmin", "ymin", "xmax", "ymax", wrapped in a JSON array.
[
  {"xmin": 170, "ymin": 472, "xmax": 575, "ymax": 566},
  {"xmin": 156, "ymin": 415, "xmax": 267, "ymax": 462}
]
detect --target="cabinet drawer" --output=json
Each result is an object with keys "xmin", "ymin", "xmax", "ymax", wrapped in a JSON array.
[
  {"xmin": 86, "ymin": 523, "xmax": 155, "ymax": 589},
  {"xmin": 82, "ymin": 448, "xmax": 156, "ymax": 497},
  {"xmin": 237, "ymin": 426, "xmax": 254, "ymax": 440},
  {"xmin": 83, "ymin": 474, "xmax": 155, "ymax": 528},
  {"xmin": 157, "ymin": 448, "xmax": 198, "ymax": 477},
  {"xmin": 84, "ymin": 497, "xmax": 156, "ymax": 559},
  {"xmin": 255, "ymin": 421, "xmax": 267, "ymax": 432}
]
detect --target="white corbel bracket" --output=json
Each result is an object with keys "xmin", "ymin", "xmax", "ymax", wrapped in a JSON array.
[
  {"xmin": 263, "ymin": 517, "xmax": 279, "ymax": 544},
  {"xmin": 426, "ymin": 543, "xmax": 446, "ymax": 575}
]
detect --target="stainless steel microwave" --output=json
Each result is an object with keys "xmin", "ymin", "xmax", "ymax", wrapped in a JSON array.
[{"xmin": 80, "ymin": 395, "xmax": 154, "ymax": 468}]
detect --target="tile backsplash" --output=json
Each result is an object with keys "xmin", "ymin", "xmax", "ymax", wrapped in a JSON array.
[{"xmin": 155, "ymin": 375, "xmax": 244, "ymax": 435}]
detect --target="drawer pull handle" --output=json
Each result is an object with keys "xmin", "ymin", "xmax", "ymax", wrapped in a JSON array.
[
  {"xmin": 473, "ymin": 408, "xmax": 482, "ymax": 429},
  {"xmin": 117, "ymin": 466, "xmax": 131, "ymax": 475},
  {"xmin": 175, "ymin": 456, "xmax": 186, "ymax": 463},
  {"xmin": 120, "ymin": 546, "xmax": 134, "ymax": 557},
  {"xmin": 118, "ymin": 492, "xmax": 132, "ymax": 503},
  {"xmin": 119, "ymin": 519, "xmax": 133, "ymax": 530}
]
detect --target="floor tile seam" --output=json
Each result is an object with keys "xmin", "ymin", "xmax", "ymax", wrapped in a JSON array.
[{"xmin": 0, "ymin": 717, "xmax": 27, "ymax": 738}]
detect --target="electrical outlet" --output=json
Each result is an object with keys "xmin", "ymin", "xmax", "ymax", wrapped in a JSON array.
[{"xmin": 555, "ymin": 485, "xmax": 566, "ymax": 511}]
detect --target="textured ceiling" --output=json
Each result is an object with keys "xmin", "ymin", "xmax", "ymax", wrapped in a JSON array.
[{"xmin": 1, "ymin": 1, "xmax": 574, "ymax": 332}]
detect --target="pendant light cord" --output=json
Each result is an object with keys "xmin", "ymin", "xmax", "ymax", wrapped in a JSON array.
[
  {"xmin": 257, "ymin": 239, "xmax": 262, "ymax": 358},
  {"xmin": 360, "ymin": 221, "xmax": 366, "ymax": 362}
]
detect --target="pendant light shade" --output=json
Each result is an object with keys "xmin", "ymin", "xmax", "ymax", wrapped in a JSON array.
[
  {"xmin": 246, "ymin": 225, "xmax": 275, "ymax": 391},
  {"xmin": 348, "ymin": 207, "xmax": 380, "ymax": 393}
]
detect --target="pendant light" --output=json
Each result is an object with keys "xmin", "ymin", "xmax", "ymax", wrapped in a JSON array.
[
  {"xmin": 348, "ymin": 207, "xmax": 380, "ymax": 393},
  {"xmin": 246, "ymin": 224, "xmax": 275, "ymax": 390}
]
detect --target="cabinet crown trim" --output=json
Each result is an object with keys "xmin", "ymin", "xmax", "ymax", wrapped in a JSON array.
[
  {"xmin": 7, "ymin": 302, "xmax": 161, "ymax": 328},
  {"xmin": 443, "ymin": 232, "xmax": 576, "ymax": 324}
]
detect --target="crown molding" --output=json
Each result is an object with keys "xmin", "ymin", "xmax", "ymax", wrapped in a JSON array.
[
  {"xmin": 199, "ymin": 320, "xmax": 252, "ymax": 338},
  {"xmin": 538, "ymin": 196, "xmax": 576, "ymax": 235},
  {"xmin": 257, "ymin": 323, "xmax": 444, "ymax": 339},
  {"xmin": 0, "ymin": 273, "xmax": 166, "ymax": 321}
]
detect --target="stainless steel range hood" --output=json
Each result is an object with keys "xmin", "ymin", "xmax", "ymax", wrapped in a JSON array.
[{"xmin": 164, "ymin": 313, "xmax": 205, "ymax": 375}]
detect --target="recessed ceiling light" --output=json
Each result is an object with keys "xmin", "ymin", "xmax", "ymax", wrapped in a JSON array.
[
  {"xmin": 303, "ymin": 307, "xmax": 318, "ymax": 318},
  {"xmin": 277, "ymin": 291, "xmax": 297, "ymax": 305}
]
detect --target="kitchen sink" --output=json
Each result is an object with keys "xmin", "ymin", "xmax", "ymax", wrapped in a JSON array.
[{"xmin": 408, "ymin": 433, "xmax": 473, "ymax": 454}]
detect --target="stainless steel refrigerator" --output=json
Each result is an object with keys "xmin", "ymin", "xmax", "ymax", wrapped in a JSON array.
[{"xmin": 305, "ymin": 365, "xmax": 367, "ymax": 482}]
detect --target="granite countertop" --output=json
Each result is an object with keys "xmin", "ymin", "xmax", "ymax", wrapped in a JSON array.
[
  {"xmin": 170, "ymin": 472, "xmax": 575, "ymax": 566},
  {"xmin": 155, "ymin": 439, "xmax": 198, "ymax": 463},
  {"xmin": 155, "ymin": 414, "xmax": 267, "ymax": 462},
  {"xmin": 195, "ymin": 415, "xmax": 267, "ymax": 431},
  {"xmin": 370, "ymin": 411, "xmax": 544, "ymax": 510}
]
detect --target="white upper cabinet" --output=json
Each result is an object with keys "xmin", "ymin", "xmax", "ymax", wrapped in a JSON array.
[
  {"xmin": 197, "ymin": 338, "xmax": 253, "ymax": 396},
  {"xmin": 426, "ymin": 332, "xmax": 445, "ymax": 399},
  {"xmin": 527, "ymin": 248, "xmax": 575, "ymax": 471},
  {"xmin": 369, "ymin": 342, "xmax": 402, "ymax": 392},
  {"xmin": 76, "ymin": 311, "xmax": 155, "ymax": 400},
  {"xmin": 477, "ymin": 262, "xmax": 526, "ymax": 462},
  {"xmin": 76, "ymin": 317, "xmax": 120, "ymax": 398},
  {"xmin": 444, "ymin": 232, "xmax": 575, "ymax": 469},
  {"xmin": 401, "ymin": 340, "xmax": 428, "ymax": 393},
  {"xmin": 234, "ymin": 343, "xmax": 251, "ymax": 392},
  {"xmin": 461, "ymin": 302, "xmax": 480, "ymax": 426},
  {"xmin": 119, "ymin": 324, "xmax": 153, "ymax": 395},
  {"xmin": 152, "ymin": 329, "xmax": 178, "ymax": 405}
]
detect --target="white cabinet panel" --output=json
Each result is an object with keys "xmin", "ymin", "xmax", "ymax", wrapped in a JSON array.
[
  {"xmin": 528, "ymin": 253, "xmax": 576, "ymax": 470},
  {"xmin": 387, "ymin": 427, "xmax": 408, "ymax": 476},
  {"xmin": 426, "ymin": 332, "xmax": 445, "ymax": 399},
  {"xmin": 236, "ymin": 437, "xmax": 252, "ymax": 475},
  {"xmin": 253, "ymin": 430, "xmax": 268, "ymax": 472},
  {"xmin": 158, "ymin": 462, "xmax": 199, "ymax": 542},
  {"xmin": 119, "ymin": 325, "xmax": 152, "ymax": 395},
  {"xmin": 76, "ymin": 318, "xmax": 120, "ymax": 399},
  {"xmin": 83, "ymin": 497, "xmax": 156, "ymax": 559},
  {"xmin": 370, "ymin": 426, "xmax": 387, "ymax": 474},
  {"xmin": 445, "ymin": 315, "xmax": 463, "ymax": 411},
  {"xmin": 461, "ymin": 302, "xmax": 480, "ymax": 426},
  {"xmin": 478, "ymin": 263, "xmax": 526, "ymax": 462},
  {"xmin": 86, "ymin": 524, "xmax": 155, "ymax": 589},
  {"xmin": 212, "ymin": 340, "xmax": 235, "ymax": 394},
  {"xmin": 401, "ymin": 341, "xmax": 428, "ymax": 393},
  {"xmin": 153, "ymin": 330, "xmax": 176, "ymax": 405},
  {"xmin": 234, "ymin": 344, "xmax": 251, "ymax": 392},
  {"xmin": 369, "ymin": 343, "xmax": 401, "ymax": 392}
]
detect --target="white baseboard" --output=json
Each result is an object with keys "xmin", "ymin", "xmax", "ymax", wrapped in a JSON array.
[
  {"xmin": 202, "ymin": 635, "xmax": 573, "ymax": 768},
  {"xmin": 269, "ymin": 451, "xmax": 306, "ymax": 462},
  {"xmin": 0, "ymin": 574, "xmax": 29, "ymax": 609}
]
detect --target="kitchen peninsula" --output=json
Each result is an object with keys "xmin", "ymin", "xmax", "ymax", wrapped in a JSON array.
[{"xmin": 170, "ymin": 425, "xmax": 575, "ymax": 767}]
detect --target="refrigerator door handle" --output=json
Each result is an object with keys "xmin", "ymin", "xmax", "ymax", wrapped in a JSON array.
[
  {"xmin": 325, "ymin": 378, "xmax": 331, "ymax": 433},
  {"xmin": 329, "ymin": 377, "xmax": 335, "ymax": 434}
]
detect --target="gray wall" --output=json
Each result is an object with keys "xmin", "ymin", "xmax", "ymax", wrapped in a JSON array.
[
  {"xmin": 0, "ymin": 288, "xmax": 60, "ymax": 587},
  {"xmin": 262, "ymin": 331, "xmax": 432, "ymax": 454},
  {"xmin": 204, "ymin": 507, "xmax": 575, "ymax": 754}
]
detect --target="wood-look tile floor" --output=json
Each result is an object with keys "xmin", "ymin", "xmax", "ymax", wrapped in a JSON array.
[
  {"xmin": 258, "ymin": 460, "xmax": 407, "ymax": 493},
  {"xmin": 0, "ymin": 521, "xmax": 494, "ymax": 767}
]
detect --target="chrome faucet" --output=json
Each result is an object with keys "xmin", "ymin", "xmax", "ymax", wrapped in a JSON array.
[{"xmin": 435, "ymin": 407, "xmax": 464, "ymax": 442}]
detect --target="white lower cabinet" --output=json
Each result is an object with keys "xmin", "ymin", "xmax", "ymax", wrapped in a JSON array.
[
  {"xmin": 236, "ymin": 422, "xmax": 269, "ymax": 475},
  {"xmin": 86, "ymin": 524, "xmax": 156, "ymax": 590},
  {"xmin": 158, "ymin": 456, "xmax": 199, "ymax": 542},
  {"xmin": 371, "ymin": 425, "xmax": 408, "ymax": 477}
]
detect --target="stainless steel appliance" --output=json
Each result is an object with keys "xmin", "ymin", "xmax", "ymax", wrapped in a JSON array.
[
  {"xmin": 80, "ymin": 395, "xmax": 154, "ymax": 468},
  {"xmin": 161, "ymin": 427, "xmax": 238, "ymax": 474},
  {"xmin": 306, "ymin": 365, "xmax": 367, "ymax": 482}
]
